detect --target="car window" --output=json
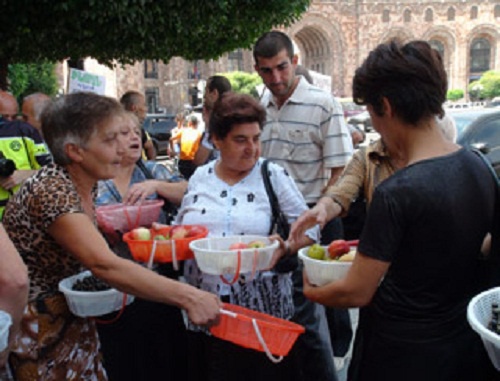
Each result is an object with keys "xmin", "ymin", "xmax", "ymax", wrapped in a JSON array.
[
  {"xmin": 469, "ymin": 119, "xmax": 500, "ymax": 147},
  {"xmin": 450, "ymin": 110, "xmax": 497, "ymax": 138}
]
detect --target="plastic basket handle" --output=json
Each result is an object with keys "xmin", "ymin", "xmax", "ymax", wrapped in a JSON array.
[
  {"xmin": 220, "ymin": 250, "xmax": 242, "ymax": 285},
  {"xmin": 248, "ymin": 249, "xmax": 258, "ymax": 282},
  {"xmin": 171, "ymin": 239, "xmax": 179, "ymax": 271},
  {"xmin": 94, "ymin": 292, "xmax": 129, "ymax": 325},
  {"xmin": 251, "ymin": 318, "xmax": 284, "ymax": 363},
  {"xmin": 147, "ymin": 240, "xmax": 157, "ymax": 270},
  {"xmin": 219, "ymin": 308, "xmax": 283, "ymax": 363},
  {"xmin": 123, "ymin": 202, "xmax": 144, "ymax": 231}
]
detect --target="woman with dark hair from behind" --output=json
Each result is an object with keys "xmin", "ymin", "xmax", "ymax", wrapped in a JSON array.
[{"xmin": 297, "ymin": 40, "xmax": 497, "ymax": 381}]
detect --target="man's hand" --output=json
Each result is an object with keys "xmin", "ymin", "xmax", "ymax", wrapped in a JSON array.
[
  {"xmin": 0, "ymin": 170, "xmax": 36, "ymax": 190},
  {"xmin": 290, "ymin": 205, "xmax": 328, "ymax": 243}
]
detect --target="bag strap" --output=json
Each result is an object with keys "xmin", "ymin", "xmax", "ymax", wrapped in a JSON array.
[
  {"xmin": 136, "ymin": 159, "xmax": 155, "ymax": 180},
  {"xmin": 135, "ymin": 159, "xmax": 176, "ymax": 215},
  {"xmin": 261, "ymin": 159, "xmax": 281, "ymax": 235},
  {"xmin": 472, "ymin": 149, "xmax": 500, "ymax": 286}
]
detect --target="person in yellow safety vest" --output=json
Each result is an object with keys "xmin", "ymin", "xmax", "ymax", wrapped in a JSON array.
[{"xmin": 0, "ymin": 91, "xmax": 52, "ymax": 219}]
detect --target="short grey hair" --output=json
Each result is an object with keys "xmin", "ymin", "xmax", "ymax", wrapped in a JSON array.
[{"xmin": 41, "ymin": 92, "xmax": 126, "ymax": 165}]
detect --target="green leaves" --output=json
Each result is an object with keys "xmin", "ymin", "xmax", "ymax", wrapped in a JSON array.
[
  {"xmin": 224, "ymin": 71, "xmax": 263, "ymax": 98},
  {"xmin": 0, "ymin": 0, "xmax": 310, "ymax": 65},
  {"xmin": 8, "ymin": 62, "xmax": 59, "ymax": 101}
]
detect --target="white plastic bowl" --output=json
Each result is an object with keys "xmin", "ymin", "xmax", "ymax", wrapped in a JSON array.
[
  {"xmin": 298, "ymin": 246, "xmax": 354, "ymax": 286},
  {"xmin": 0, "ymin": 310, "xmax": 12, "ymax": 351},
  {"xmin": 189, "ymin": 236, "xmax": 279, "ymax": 276},
  {"xmin": 467, "ymin": 286, "xmax": 500, "ymax": 370},
  {"xmin": 58, "ymin": 271, "xmax": 135, "ymax": 318}
]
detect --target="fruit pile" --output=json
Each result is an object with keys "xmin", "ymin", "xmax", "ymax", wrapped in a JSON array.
[
  {"xmin": 488, "ymin": 303, "xmax": 500, "ymax": 334},
  {"xmin": 307, "ymin": 239, "xmax": 355, "ymax": 262},
  {"xmin": 130, "ymin": 226, "xmax": 205, "ymax": 241},
  {"xmin": 228, "ymin": 240, "xmax": 266, "ymax": 250},
  {"xmin": 72, "ymin": 275, "xmax": 111, "ymax": 292}
]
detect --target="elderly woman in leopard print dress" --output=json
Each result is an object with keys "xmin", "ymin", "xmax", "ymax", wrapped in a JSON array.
[{"xmin": 2, "ymin": 92, "xmax": 221, "ymax": 381}]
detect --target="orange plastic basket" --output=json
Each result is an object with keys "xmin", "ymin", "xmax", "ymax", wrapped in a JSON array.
[
  {"xmin": 210, "ymin": 303, "xmax": 305, "ymax": 362},
  {"xmin": 122, "ymin": 225, "xmax": 208, "ymax": 264}
]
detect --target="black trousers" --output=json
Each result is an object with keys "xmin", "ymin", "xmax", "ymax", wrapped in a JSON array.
[
  {"xmin": 307, "ymin": 209, "xmax": 354, "ymax": 358},
  {"xmin": 178, "ymin": 159, "xmax": 197, "ymax": 180},
  {"xmin": 97, "ymin": 298, "xmax": 187, "ymax": 381}
]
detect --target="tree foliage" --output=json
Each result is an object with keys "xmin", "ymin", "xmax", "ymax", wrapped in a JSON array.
[
  {"xmin": 468, "ymin": 70, "xmax": 500, "ymax": 99},
  {"xmin": 0, "ymin": 0, "xmax": 309, "ymax": 66},
  {"xmin": 8, "ymin": 62, "xmax": 59, "ymax": 102},
  {"xmin": 447, "ymin": 89, "xmax": 464, "ymax": 101},
  {"xmin": 223, "ymin": 71, "xmax": 263, "ymax": 98}
]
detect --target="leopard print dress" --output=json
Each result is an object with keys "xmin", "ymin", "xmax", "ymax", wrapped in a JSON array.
[{"xmin": 2, "ymin": 164, "xmax": 107, "ymax": 381}]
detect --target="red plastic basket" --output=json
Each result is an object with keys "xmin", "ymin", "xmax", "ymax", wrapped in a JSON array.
[
  {"xmin": 96, "ymin": 200, "xmax": 164, "ymax": 232},
  {"xmin": 122, "ymin": 225, "xmax": 208, "ymax": 264},
  {"xmin": 210, "ymin": 303, "xmax": 305, "ymax": 362}
]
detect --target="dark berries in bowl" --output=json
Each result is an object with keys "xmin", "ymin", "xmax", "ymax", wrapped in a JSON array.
[{"xmin": 72, "ymin": 275, "xmax": 111, "ymax": 292}]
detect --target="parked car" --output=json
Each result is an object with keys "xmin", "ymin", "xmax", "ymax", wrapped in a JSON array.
[
  {"xmin": 450, "ymin": 109, "xmax": 500, "ymax": 177},
  {"xmin": 347, "ymin": 110, "xmax": 372, "ymax": 132},
  {"xmin": 485, "ymin": 97, "xmax": 500, "ymax": 109},
  {"xmin": 337, "ymin": 98, "xmax": 365, "ymax": 119},
  {"xmin": 143, "ymin": 114, "xmax": 176, "ymax": 156}
]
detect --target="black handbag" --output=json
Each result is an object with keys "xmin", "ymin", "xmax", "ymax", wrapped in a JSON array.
[
  {"xmin": 136, "ymin": 160, "xmax": 178, "ymax": 225},
  {"xmin": 261, "ymin": 159, "xmax": 298, "ymax": 273}
]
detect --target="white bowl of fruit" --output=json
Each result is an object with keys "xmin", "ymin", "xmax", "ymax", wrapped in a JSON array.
[
  {"xmin": 189, "ymin": 236, "xmax": 279, "ymax": 280},
  {"xmin": 298, "ymin": 240, "xmax": 358, "ymax": 286}
]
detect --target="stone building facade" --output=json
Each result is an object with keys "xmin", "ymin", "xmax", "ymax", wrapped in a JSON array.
[{"xmin": 69, "ymin": 0, "xmax": 500, "ymax": 113}]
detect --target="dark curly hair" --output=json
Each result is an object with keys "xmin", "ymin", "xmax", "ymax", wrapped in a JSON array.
[
  {"xmin": 209, "ymin": 93, "xmax": 266, "ymax": 141},
  {"xmin": 352, "ymin": 40, "xmax": 447, "ymax": 125}
]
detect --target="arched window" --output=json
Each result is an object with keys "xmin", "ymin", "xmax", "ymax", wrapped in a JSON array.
[
  {"xmin": 404, "ymin": 9, "xmax": 411, "ymax": 22},
  {"xmin": 447, "ymin": 7, "xmax": 455, "ymax": 21},
  {"xmin": 470, "ymin": 6, "xmax": 478, "ymax": 20},
  {"xmin": 144, "ymin": 60, "xmax": 158, "ymax": 79},
  {"xmin": 470, "ymin": 38, "xmax": 491, "ymax": 73},
  {"xmin": 228, "ymin": 49, "xmax": 243, "ymax": 71},
  {"xmin": 425, "ymin": 8, "xmax": 433, "ymax": 22},
  {"xmin": 429, "ymin": 40, "xmax": 445, "ymax": 61},
  {"xmin": 495, "ymin": 5, "xmax": 500, "ymax": 18},
  {"xmin": 382, "ymin": 9, "xmax": 390, "ymax": 22}
]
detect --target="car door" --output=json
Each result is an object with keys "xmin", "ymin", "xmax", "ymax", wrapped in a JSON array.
[{"xmin": 463, "ymin": 115, "xmax": 500, "ymax": 177}]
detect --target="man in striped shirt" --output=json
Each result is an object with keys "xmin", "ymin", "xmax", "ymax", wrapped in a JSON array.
[{"xmin": 254, "ymin": 31, "xmax": 354, "ymax": 381}]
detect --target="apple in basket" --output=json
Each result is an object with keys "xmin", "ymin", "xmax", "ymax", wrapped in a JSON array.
[
  {"xmin": 307, "ymin": 244, "xmax": 326, "ymax": 260},
  {"xmin": 171, "ymin": 226, "xmax": 189, "ymax": 240},
  {"xmin": 327, "ymin": 239, "xmax": 350, "ymax": 260},
  {"xmin": 131, "ymin": 227, "xmax": 151, "ymax": 241},
  {"xmin": 248, "ymin": 240, "xmax": 266, "ymax": 248},
  {"xmin": 186, "ymin": 226, "xmax": 205, "ymax": 238},
  {"xmin": 229, "ymin": 242, "xmax": 249, "ymax": 250}
]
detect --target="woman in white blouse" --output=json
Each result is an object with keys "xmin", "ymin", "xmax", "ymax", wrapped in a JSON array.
[{"xmin": 176, "ymin": 92, "xmax": 319, "ymax": 381}]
